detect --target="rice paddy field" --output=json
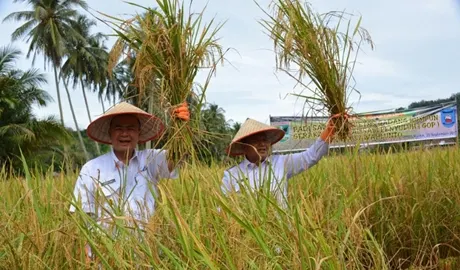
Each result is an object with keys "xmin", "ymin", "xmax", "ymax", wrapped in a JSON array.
[{"xmin": 1, "ymin": 146, "xmax": 460, "ymax": 269}]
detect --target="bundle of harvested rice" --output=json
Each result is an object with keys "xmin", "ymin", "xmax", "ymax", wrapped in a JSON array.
[
  {"xmin": 258, "ymin": 0, "xmax": 374, "ymax": 140},
  {"xmin": 104, "ymin": 0, "xmax": 226, "ymax": 162}
]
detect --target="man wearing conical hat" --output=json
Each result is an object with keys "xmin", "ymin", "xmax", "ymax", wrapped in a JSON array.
[
  {"xmin": 221, "ymin": 114, "xmax": 344, "ymax": 208},
  {"xmin": 68, "ymin": 101, "xmax": 189, "ymax": 258}
]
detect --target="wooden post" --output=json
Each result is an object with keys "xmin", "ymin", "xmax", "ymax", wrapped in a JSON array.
[{"xmin": 456, "ymin": 95, "xmax": 460, "ymax": 148}]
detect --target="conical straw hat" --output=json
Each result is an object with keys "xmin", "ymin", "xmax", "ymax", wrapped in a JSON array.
[
  {"xmin": 87, "ymin": 102, "xmax": 165, "ymax": 145},
  {"xmin": 226, "ymin": 118, "xmax": 285, "ymax": 156}
]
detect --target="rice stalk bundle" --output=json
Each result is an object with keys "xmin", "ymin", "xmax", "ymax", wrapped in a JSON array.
[
  {"xmin": 258, "ymin": 0, "xmax": 374, "ymax": 140},
  {"xmin": 104, "ymin": 0, "xmax": 226, "ymax": 162}
]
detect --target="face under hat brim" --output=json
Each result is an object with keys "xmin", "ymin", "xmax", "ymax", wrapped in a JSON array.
[
  {"xmin": 226, "ymin": 128, "xmax": 285, "ymax": 156},
  {"xmin": 86, "ymin": 102, "xmax": 165, "ymax": 145}
]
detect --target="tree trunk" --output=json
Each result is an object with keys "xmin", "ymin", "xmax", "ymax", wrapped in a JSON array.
[
  {"xmin": 53, "ymin": 65, "xmax": 72, "ymax": 171},
  {"xmin": 63, "ymin": 76, "xmax": 90, "ymax": 161},
  {"xmin": 52, "ymin": 65, "xmax": 65, "ymax": 126},
  {"xmin": 100, "ymin": 96, "xmax": 106, "ymax": 112},
  {"xmin": 80, "ymin": 77, "xmax": 101, "ymax": 155}
]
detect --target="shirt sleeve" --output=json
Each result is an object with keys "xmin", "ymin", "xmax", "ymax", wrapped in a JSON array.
[
  {"xmin": 284, "ymin": 138, "xmax": 329, "ymax": 179},
  {"xmin": 221, "ymin": 169, "xmax": 240, "ymax": 195},
  {"xmin": 69, "ymin": 164, "xmax": 95, "ymax": 214},
  {"xmin": 147, "ymin": 149, "xmax": 179, "ymax": 180}
]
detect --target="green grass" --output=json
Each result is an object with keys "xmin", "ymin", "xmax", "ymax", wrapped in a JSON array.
[{"xmin": 1, "ymin": 147, "xmax": 460, "ymax": 269}]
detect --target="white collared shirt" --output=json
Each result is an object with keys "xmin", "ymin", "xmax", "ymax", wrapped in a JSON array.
[
  {"xmin": 221, "ymin": 138, "xmax": 329, "ymax": 208},
  {"xmin": 69, "ymin": 148, "xmax": 177, "ymax": 227}
]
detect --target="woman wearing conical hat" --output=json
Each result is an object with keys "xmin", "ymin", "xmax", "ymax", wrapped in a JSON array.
[
  {"xmin": 221, "ymin": 114, "xmax": 344, "ymax": 208},
  {"xmin": 68, "ymin": 101, "xmax": 189, "ymax": 261}
]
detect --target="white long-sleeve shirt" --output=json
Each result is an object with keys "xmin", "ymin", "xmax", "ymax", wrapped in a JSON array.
[
  {"xmin": 221, "ymin": 138, "xmax": 329, "ymax": 208},
  {"xmin": 69, "ymin": 148, "xmax": 177, "ymax": 229}
]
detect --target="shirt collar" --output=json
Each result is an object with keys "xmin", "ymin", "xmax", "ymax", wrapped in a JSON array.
[
  {"xmin": 243, "ymin": 156, "xmax": 271, "ymax": 169},
  {"xmin": 110, "ymin": 148, "xmax": 138, "ymax": 169}
]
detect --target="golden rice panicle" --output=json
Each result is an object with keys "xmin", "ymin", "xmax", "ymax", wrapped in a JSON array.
[
  {"xmin": 259, "ymin": 0, "xmax": 374, "ymax": 140},
  {"xmin": 103, "ymin": 0, "xmax": 226, "ymax": 162}
]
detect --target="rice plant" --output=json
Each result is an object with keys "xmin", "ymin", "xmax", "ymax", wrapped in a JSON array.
[
  {"xmin": 258, "ymin": 0, "xmax": 374, "ymax": 140},
  {"xmin": 103, "ymin": 0, "xmax": 227, "ymax": 163},
  {"xmin": 1, "ymin": 147, "xmax": 460, "ymax": 269}
]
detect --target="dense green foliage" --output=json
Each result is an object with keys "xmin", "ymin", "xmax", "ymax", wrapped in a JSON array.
[
  {"xmin": 0, "ymin": 46, "xmax": 71, "ymax": 170},
  {"xmin": 408, "ymin": 92, "xmax": 460, "ymax": 109}
]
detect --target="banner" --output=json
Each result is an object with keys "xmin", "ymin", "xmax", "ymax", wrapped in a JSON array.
[{"xmin": 270, "ymin": 102, "xmax": 458, "ymax": 152}]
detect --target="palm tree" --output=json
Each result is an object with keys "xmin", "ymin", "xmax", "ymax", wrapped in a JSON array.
[
  {"xmin": 4, "ymin": 0, "xmax": 92, "ymax": 161},
  {"xmin": 0, "ymin": 45, "xmax": 71, "ymax": 169},
  {"xmin": 199, "ymin": 103, "xmax": 231, "ymax": 161},
  {"xmin": 0, "ymin": 47, "xmax": 23, "ymax": 117},
  {"xmin": 61, "ymin": 66, "xmax": 90, "ymax": 160},
  {"xmin": 99, "ymin": 56, "xmax": 130, "ymax": 109},
  {"xmin": 3, "ymin": 0, "xmax": 88, "ymax": 127},
  {"xmin": 61, "ymin": 14, "xmax": 107, "ymax": 155},
  {"xmin": 0, "ymin": 46, "xmax": 50, "ymax": 115},
  {"xmin": 231, "ymin": 122, "xmax": 241, "ymax": 137},
  {"xmin": 202, "ymin": 103, "xmax": 228, "ymax": 134}
]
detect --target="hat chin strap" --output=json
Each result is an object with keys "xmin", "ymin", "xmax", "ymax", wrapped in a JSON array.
[
  {"xmin": 246, "ymin": 155, "xmax": 266, "ymax": 165},
  {"xmin": 244, "ymin": 144, "xmax": 267, "ymax": 165}
]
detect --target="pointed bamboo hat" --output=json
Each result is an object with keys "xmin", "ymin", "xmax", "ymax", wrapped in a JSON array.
[
  {"xmin": 87, "ymin": 102, "xmax": 165, "ymax": 145},
  {"xmin": 226, "ymin": 118, "xmax": 285, "ymax": 156}
]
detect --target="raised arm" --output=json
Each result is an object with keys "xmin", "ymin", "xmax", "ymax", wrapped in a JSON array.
[{"xmin": 284, "ymin": 138, "xmax": 329, "ymax": 179}]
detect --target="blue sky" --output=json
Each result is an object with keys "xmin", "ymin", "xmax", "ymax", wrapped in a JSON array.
[{"xmin": 1, "ymin": 0, "xmax": 460, "ymax": 130}]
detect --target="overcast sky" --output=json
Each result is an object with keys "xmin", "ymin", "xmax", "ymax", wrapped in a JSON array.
[{"xmin": 1, "ymin": 0, "xmax": 460, "ymax": 130}]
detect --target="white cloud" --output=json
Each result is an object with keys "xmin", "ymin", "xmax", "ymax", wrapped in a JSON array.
[
  {"xmin": 354, "ymin": 55, "xmax": 409, "ymax": 78},
  {"xmin": 420, "ymin": 0, "xmax": 457, "ymax": 16}
]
